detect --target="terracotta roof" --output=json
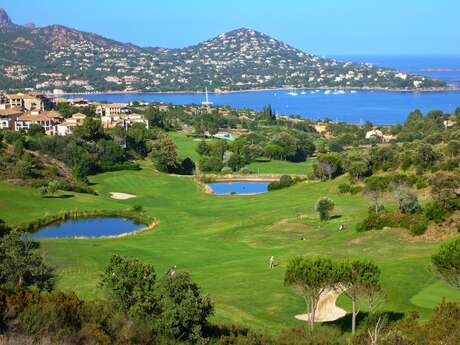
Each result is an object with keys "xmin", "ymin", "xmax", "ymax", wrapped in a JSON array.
[
  {"xmin": 96, "ymin": 102, "xmax": 129, "ymax": 108},
  {"xmin": 0, "ymin": 107, "xmax": 22, "ymax": 117},
  {"xmin": 17, "ymin": 111, "xmax": 63, "ymax": 122}
]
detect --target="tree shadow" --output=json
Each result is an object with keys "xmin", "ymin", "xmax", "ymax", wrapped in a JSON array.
[
  {"xmin": 326, "ymin": 311, "xmax": 405, "ymax": 333},
  {"xmin": 43, "ymin": 194, "xmax": 75, "ymax": 199},
  {"xmin": 330, "ymin": 214, "xmax": 342, "ymax": 220}
]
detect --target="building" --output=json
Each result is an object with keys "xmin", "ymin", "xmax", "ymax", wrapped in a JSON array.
[
  {"xmin": 100, "ymin": 113, "xmax": 148, "ymax": 129},
  {"xmin": 56, "ymin": 113, "xmax": 87, "ymax": 136},
  {"xmin": 0, "ymin": 107, "xmax": 23, "ymax": 130},
  {"xmin": 15, "ymin": 110, "xmax": 63, "ymax": 135},
  {"xmin": 95, "ymin": 103, "xmax": 129, "ymax": 116},
  {"xmin": 5, "ymin": 93, "xmax": 52, "ymax": 111}
]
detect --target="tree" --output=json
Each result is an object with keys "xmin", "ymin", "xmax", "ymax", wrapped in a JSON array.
[
  {"xmin": 196, "ymin": 140, "xmax": 210, "ymax": 156},
  {"xmin": 364, "ymin": 176, "xmax": 388, "ymax": 213},
  {"xmin": 392, "ymin": 183, "xmax": 420, "ymax": 214},
  {"xmin": 415, "ymin": 143, "xmax": 437, "ymax": 169},
  {"xmin": 339, "ymin": 259, "xmax": 381, "ymax": 334},
  {"xmin": 432, "ymin": 237, "xmax": 460, "ymax": 290},
  {"xmin": 315, "ymin": 197, "xmax": 335, "ymax": 221},
  {"xmin": 74, "ymin": 117, "xmax": 105, "ymax": 142},
  {"xmin": 315, "ymin": 153, "xmax": 342, "ymax": 180},
  {"xmin": 0, "ymin": 232, "xmax": 54, "ymax": 292},
  {"xmin": 151, "ymin": 134, "xmax": 178, "ymax": 173},
  {"xmin": 158, "ymin": 272, "xmax": 213, "ymax": 341},
  {"xmin": 284, "ymin": 257, "xmax": 339, "ymax": 331},
  {"xmin": 430, "ymin": 171, "xmax": 460, "ymax": 210},
  {"xmin": 100, "ymin": 255, "xmax": 158, "ymax": 317},
  {"xmin": 0, "ymin": 218, "xmax": 10, "ymax": 237}
]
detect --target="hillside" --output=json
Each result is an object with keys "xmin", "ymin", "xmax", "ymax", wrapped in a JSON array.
[{"xmin": 0, "ymin": 8, "xmax": 447, "ymax": 92}]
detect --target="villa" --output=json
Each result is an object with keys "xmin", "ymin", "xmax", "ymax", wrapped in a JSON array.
[
  {"xmin": 95, "ymin": 102, "xmax": 130, "ymax": 116},
  {"xmin": 15, "ymin": 110, "xmax": 63, "ymax": 135},
  {"xmin": 100, "ymin": 113, "xmax": 149, "ymax": 129},
  {"xmin": 56, "ymin": 112, "xmax": 87, "ymax": 136},
  {"xmin": 0, "ymin": 107, "xmax": 23, "ymax": 130},
  {"xmin": 5, "ymin": 93, "xmax": 52, "ymax": 111}
]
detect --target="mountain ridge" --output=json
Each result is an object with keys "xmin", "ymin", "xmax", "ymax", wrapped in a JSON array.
[{"xmin": 0, "ymin": 8, "xmax": 448, "ymax": 92}]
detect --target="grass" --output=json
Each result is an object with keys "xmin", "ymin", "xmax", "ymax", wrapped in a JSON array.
[
  {"xmin": 171, "ymin": 131, "xmax": 315, "ymax": 176},
  {"xmin": 0, "ymin": 162, "xmax": 458, "ymax": 333}
]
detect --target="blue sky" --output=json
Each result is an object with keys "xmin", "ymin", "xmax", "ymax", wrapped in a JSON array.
[{"xmin": 1, "ymin": 0, "xmax": 459, "ymax": 55}]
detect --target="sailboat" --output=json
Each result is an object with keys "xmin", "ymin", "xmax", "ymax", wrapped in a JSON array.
[
  {"xmin": 202, "ymin": 87, "xmax": 213, "ymax": 105},
  {"xmin": 287, "ymin": 89, "xmax": 298, "ymax": 96}
]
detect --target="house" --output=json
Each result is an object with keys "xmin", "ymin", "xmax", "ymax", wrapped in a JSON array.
[
  {"xmin": 5, "ymin": 93, "xmax": 52, "ymax": 111},
  {"xmin": 15, "ymin": 110, "xmax": 63, "ymax": 135},
  {"xmin": 365, "ymin": 129, "xmax": 396, "ymax": 143},
  {"xmin": 0, "ymin": 107, "xmax": 23, "ymax": 130},
  {"xmin": 95, "ymin": 103, "xmax": 129, "ymax": 116},
  {"xmin": 56, "ymin": 113, "xmax": 87, "ymax": 136},
  {"xmin": 100, "ymin": 113, "xmax": 148, "ymax": 129}
]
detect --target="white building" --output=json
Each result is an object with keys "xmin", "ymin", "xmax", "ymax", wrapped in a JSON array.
[
  {"xmin": 0, "ymin": 107, "xmax": 23, "ymax": 130},
  {"xmin": 15, "ymin": 110, "xmax": 63, "ymax": 135},
  {"xmin": 56, "ymin": 112, "xmax": 87, "ymax": 136}
]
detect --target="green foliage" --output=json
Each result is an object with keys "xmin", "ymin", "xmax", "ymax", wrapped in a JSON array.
[
  {"xmin": 158, "ymin": 272, "xmax": 214, "ymax": 341},
  {"xmin": 268, "ymin": 175, "xmax": 294, "ymax": 191},
  {"xmin": 101, "ymin": 255, "xmax": 158, "ymax": 317},
  {"xmin": 151, "ymin": 134, "xmax": 178, "ymax": 173},
  {"xmin": 0, "ymin": 232, "xmax": 54, "ymax": 292},
  {"xmin": 356, "ymin": 211, "xmax": 428, "ymax": 236},
  {"xmin": 431, "ymin": 237, "xmax": 460, "ymax": 290},
  {"xmin": 315, "ymin": 153, "xmax": 342, "ymax": 180},
  {"xmin": 315, "ymin": 197, "xmax": 335, "ymax": 221}
]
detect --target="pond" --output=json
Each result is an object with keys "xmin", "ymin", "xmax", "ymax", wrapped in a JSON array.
[
  {"xmin": 30, "ymin": 217, "xmax": 145, "ymax": 239},
  {"xmin": 208, "ymin": 181, "xmax": 270, "ymax": 195}
]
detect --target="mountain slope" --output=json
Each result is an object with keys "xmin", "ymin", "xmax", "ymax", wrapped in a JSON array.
[{"xmin": 0, "ymin": 8, "xmax": 447, "ymax": 92}]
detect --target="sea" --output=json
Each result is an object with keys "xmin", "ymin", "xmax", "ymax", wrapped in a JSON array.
[{"xmin": 67, "ymin": 55, "xmax": 460, "ymax": 125}]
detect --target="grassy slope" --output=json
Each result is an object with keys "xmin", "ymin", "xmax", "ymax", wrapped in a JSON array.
[{"xmin": 1, "ymin": 165, "xmax": 459, "ymax": 332}]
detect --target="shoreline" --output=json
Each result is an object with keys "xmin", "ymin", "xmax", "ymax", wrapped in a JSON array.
[{"xmin": 53, "ymin": 85, "xmax": 460, "ymax": 97}]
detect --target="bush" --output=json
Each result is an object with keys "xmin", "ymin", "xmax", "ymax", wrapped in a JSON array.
[
  {"xmin": 338, "ymin": 183, "xmax": 351, "ymax": 194},
  {"xmin": 220, "ymin": 167, "xmax": 232, "ymax": 175},
  {"xmin": 356, "ymin": 211, "xmax": 428, "ymax": 236},
  {"xmin": 424, "ymin": 201, "xmax": 450, "ymax": 223},
  {"xmin": 238, "ymin": 167, "xmax": 252, "ymax": 175},
  {"xmin": 268, "ymin": 175, "xmax": 294, "ymax": 191}
]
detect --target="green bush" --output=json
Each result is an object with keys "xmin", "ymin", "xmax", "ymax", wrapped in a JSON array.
[
  {"xmin": 338, "ymin": 183, "xmax": 351, "ymax": 194},
  {"xmin": 220, "ymin": 167, "xmax": 232, "ymax": 175},
  {"xmin": 357, "ymin": 211, "xmax": 428, "ymax": 236},
  {"xmin": 239, "ymin": 167, "xmax": 252, "ymax": 175},
  {"xmin": 424, "ymin": 201, "xmax": 449, "ymax": 223},
  {"xmin": 268, "ymin": 175, "xmax": 294, "ymax": 191}
]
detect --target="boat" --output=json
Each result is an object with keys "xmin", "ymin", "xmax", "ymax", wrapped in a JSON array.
[
  {"xmin": 287, "ymin": 89, "xmax": 298, "ymax": 96},
  {"xmin": 202, "ymin": 87, "xmax": 213, "ymax": 105},
  {"xmin": 324, "ymin": 90, "xmax": 332, "ymax": 94}
]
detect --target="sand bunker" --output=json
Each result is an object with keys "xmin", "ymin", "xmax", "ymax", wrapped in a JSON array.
[
  {"xmin": 110, "ymin": 192, "xmax": 136, "ymax": 200},
  {"xmin": 295, "ymin": 289, "xmax": 347, "ymax": 323}
]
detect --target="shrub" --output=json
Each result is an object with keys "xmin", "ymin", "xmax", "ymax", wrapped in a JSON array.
[
  {"xmin": 424, "ymin": 201, "xmax": 450, "ymax": 223},
  {"xmin": 268, "ymin": 175, "xmax": 294, "ymax": 191},
  {"xmin": 357, "ymin": 211, "xmax": 428, "ymax": 236},
  {"xmin": 315, "ymin": 197, "xmax": 335, "ymax": 221},
  {"xmin": 338, "ymin": 183, "xmax": 351, "ymax": 194},
  {"xmin": 239, "ymin": 167, "xmax": 252, "ymax": 175},
  {"xmin": 220, "ymin": 167, "xmax": 232, "ymax": 175}
]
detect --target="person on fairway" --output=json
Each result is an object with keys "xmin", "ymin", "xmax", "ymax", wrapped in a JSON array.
[{"xmin": 269, "ymin": 256, "xmax": 275, "ymax": 268}]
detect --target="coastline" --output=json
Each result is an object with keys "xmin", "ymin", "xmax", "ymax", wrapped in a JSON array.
[{"xmin": 54, "ymin": 85, "xmax": 460, "ymax": 97}]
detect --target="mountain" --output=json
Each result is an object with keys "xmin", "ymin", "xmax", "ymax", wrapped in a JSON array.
[
  {"xmin": 0, "ymin": 8, "xmax": 447, "ymax": 92},
  {"xmin": 0, "ymin": 8, "xmax": 17, "ymax": 30}
]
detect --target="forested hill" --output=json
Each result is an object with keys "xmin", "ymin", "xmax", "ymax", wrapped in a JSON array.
[{"xmin": 0, "ymin": 8, "xmax": 447, "ymax": 92}]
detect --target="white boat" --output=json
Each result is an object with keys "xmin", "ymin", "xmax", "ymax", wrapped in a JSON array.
[
  {"xmin": 287, "ymin": 90, "xmax": 298, "ymax": 96},
  {"xmin": 324, "ymin": 90, "xmax": 332, "ymax": 94},
  {"xmin": 337, "ymin": 90, "xmax": 346, "ymax": 94},
  {"xmin": 351, "ymin": 90, "xmax": 357, "ymax": 94},
  {"xmin": 300, "ymin": 90, "xmax": 306, "ymax": 95},
  {"xmin": 202, "ymin": 87, "xmax": 213, "ymax": 105}
]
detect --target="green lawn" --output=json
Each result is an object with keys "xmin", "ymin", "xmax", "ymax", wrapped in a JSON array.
[
  {"xmin": 171, "ymin": 131, "xmax": 315, "ymax": 176},
  {"xmin": 0, "ymin": 165, "xmax": 458, "ymax": 333}
]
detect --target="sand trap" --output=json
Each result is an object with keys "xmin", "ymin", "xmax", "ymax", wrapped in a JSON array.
[
  {"xmin": 295, "ymin": 288, "xmax": 347, "ymax": 323},
  {"xmin": 110, "ymin": 192, "xmax": 136, "ymax": 200}
]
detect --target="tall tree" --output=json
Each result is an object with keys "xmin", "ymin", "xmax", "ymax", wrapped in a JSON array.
[
  {"xmin": 315, "ymin": 197, "xmax": 335, "ymax": 221},
  {"xmin": 339, "ymin": 259, "xmax": 381, "ymax": 334},
  {"xmin": 151, "ymin": 134, "xmax": 178, "ymax": 173},
  {"xmin": 284, "ymin": 256, "xmax": 339, "ymax": 331},
  {"xmin": 364, "ymin": 176, "xmax": 388, "ymax": 213}
]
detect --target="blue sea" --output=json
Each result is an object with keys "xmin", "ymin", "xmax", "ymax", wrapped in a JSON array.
[{"xmin": 68, "ymin": 55, "xmax": 460, "ymax": 124}]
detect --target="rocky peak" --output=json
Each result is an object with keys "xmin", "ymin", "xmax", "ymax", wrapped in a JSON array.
[{"xmin": 0, "ymin": 8, "xmax": 16, "ymax": 29}]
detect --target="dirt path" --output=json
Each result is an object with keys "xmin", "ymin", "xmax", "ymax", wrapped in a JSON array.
[{"xmin": 295, "ymin": 289, "xmax": 347, "ymax": 323}]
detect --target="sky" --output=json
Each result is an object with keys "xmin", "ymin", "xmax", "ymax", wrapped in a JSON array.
[{"xmin": 1, "ymin": 0, "xmax": 459, "ymax": 56}]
